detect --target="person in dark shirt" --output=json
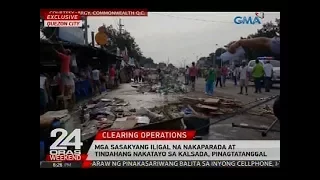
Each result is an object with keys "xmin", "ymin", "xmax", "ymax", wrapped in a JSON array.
[{"xmin": 215, "ymin": 66, "xmax": 222, "ymax": 88}]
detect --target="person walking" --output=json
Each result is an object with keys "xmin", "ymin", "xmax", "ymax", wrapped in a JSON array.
[
  {"xmin": 109, "ymin": 65, "xmax": 116, "ymax": 88},
  {"xmin": 215, "ymin": 66, "xmax": 222, "ymax": 87},
  {"xmin": 134, "ymin": 68, "xmax": 140, "ymax": 83},
  {"xmin": 238, "ymin": 61, "xmax": 249, "ymax": 95},
  {"xmin": 185, "ymin": 66, "xmax": 189, "ymax": 85},
  {"xmin": 263, "ymin": 60, "xmax": 273, "ymax": 92},
  {"xmin": 205, "ymin": 66, "xmax": 216, "ymax": 96},
  {"xmin": 158, "ymin": 69, "xmax": 165, "ymax": 86},
  {"xmin": 221, "ymin": 65, "xmax": 228, "ymax": 87},
  {"xmin": 92, "ymin": 67, "xmax": 101, "ymax": 94},
  {"xmin": 233, "ymin": 65, "xmax": 240, "ymax": 86},
  {"xmin": 189, "ymin": 62, "xmax": 197, "ymax": 91},
  {"xmin": 252, "ymin": 60, "xmax": 264, "ymax": 93},
  {"xmin": 138, "ymin": 68, "xmax": 143, "ymax": 83}
]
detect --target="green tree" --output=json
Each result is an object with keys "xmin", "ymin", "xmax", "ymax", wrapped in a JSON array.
[
  {"xmin": 214, "ymin": 48, "xmax": 227, "ymax": 66},
  {"xmin": 245, "ymin": 18, "xmax": 280, "ymax": 60}
]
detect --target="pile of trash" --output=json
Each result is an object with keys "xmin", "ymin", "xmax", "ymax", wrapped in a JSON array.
[
  {"xmin": 158, "ymin": 74, "xmax": 188, "ymax": 94},
  {"xmin": 133, "ymin": 74, "xmax": 187, "ymax": 94}
]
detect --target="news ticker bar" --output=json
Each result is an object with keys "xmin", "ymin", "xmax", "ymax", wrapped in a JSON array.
[{"xmin": 40, "ymin": 160, "xmax": 280, "ymax": 168}]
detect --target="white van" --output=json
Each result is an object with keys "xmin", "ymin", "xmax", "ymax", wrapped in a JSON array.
[{"xmin": 247, "ymin": 60, "xmax": 280, "ymax": 85}]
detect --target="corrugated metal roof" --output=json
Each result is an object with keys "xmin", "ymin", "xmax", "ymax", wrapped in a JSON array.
[{"xmin": 40, "ymin": 39, "xmax": 123, "ymax": 58}]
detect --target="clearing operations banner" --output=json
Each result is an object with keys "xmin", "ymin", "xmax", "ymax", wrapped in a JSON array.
[{"xmin": 84, "ymin": 131, "xmax": 280, "ymax": 168}]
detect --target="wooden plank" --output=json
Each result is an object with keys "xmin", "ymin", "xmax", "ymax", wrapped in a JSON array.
[
  {"xmin": 187, "ymin": 105, "xmax": 199, "ymax": 116},
  {"xmin": 203, "ymin": 98, "xmax": 220, "ymax": 105},
  {"xmin": 209, "ymin": 112, "xmax": 224, "ymax": 115},
  {"xmin": 42, "ymin": 110, "xmax": 69, "ymax": 119},
  {"xmin": 110, "ymin": 119, "xmax": 137, "ymax": 130},
  {"xmin": 196, "ymin": 104, "xmax": 219, "ymax": 111}
]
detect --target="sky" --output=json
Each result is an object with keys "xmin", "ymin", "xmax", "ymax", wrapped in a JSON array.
[{"xmin": 41, "ymin": 12, "xmax": 280, "ymax": 67}]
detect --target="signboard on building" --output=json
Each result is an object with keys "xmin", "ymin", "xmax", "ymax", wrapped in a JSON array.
[{"xmin": 58, "ymin": 27, "xmax": 85, "ymax": 45}]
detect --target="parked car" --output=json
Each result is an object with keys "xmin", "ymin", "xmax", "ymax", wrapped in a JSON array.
[{"xmin": 247, "ymin": 60, "xmax": 280, "ymax": 86}]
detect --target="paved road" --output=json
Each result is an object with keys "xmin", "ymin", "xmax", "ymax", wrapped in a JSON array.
[
  {"xmin": 184, "ymin": 77, "xmax": 280, "ymax": 140},
  {"xmin": 83, "ymin": 77, "xmax": 280, "ymax": 140}
]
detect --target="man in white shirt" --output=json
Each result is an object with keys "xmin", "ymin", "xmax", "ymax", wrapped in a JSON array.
[
  {"xmin": 70, "ymin": 54, "xmax": 78, "ymax": 73},
  {"xmin": 238, "ymin": 61, "xmax": 249, "ymax": 95},
  {"xmin": 263, "ymin": 61, "xmax": 273, "ymax": 92},
  {"xmin": 233, "ymin": 65, "xmax": 240, "ymax": 86},
  {"xmin": 92, "ymin": 68, "xmax": 101, "ymax": 94}
]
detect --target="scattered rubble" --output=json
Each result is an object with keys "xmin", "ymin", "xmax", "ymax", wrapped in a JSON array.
[
  {"xmin": 42, "ymin": 94, "xmax": 247, "ymax": 141},
  {"xmin": 80, "ymin": 97, "xmax": 177, "ymax": 140},
  {"xmin": 246, "ymin": 104, "xmax": 275, "ymax": 118},
  {"xmin": 80, "ymin": 95, "xmax": 245, "ymax": 140}
]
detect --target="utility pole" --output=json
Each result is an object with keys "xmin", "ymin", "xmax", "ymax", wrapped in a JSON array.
[
  {"xmin": 83, "ymin": 16, "xmax": 89, "ymax": 45},
  {"xmin": 182, "ymin": 58, "xmax": 187, "ymax": 68},
  {"xmin": 118, "ymin": 18, "xmax": 124, "ymax": 35},
  {"xmin": 91, "ymin": 31, "xmax": 94, "ymax": 47},
  {"xmin": 167, "ymin": 57, "xmax": 170, "ymax": 66}
]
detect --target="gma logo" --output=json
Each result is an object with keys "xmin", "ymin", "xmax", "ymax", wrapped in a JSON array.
[{"xmin": 234, "ymin": 16, "xmax": 261, "ymax": 25}]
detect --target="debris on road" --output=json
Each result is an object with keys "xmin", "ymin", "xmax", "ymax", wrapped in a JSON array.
[
  {"xmin": 78, "ymin": 94, "xmax": 260, "ymax": 140},
  {"xmin": 179, "ymin": 97, "xmax": 242, "ymax": 117},
  {"xmin": 131, "ymin": 70, "xmax": 188, "ymax": 94},
  {"xmin": 246, "ymin": 104, "xmax": 275, "ymax": 118},
  {"xmin": 79, "ymin": 97, "xmax": 182, "ymax": 139}
]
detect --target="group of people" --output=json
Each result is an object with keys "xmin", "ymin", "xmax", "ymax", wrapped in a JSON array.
[
  {"xmin": 40, "ymin": 44, "xmax": 119, "ymax": 115},
  {"xmin": 200, "ymin": 59, "xmax": 275, "ymax": 96},
  {"xmin": 184, "ymin": 64, "xmax": 229, "ymax": 96},
  {"xmin": 133, "ymin": 67, "xmax": 147, "ymax": 83},
  {"xmin": 90, "ymin": 65, "xmax": 118, "ymax": 94},
  {"xmin": 183, "ymin": 36, "xmax": 279, "ymax": 99},
  {"xmin": 216, "ymin": 36, "xmax": 280, "ymax": 120},
  {"xmin": 214, "ymin": 65, "xmax": 228, "ymax": 88},
  {"xmin": 228, "ymin": 36, "xmax": 280, "ymax": 121}
]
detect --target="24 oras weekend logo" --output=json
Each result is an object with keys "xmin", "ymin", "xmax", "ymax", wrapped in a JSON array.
[
  {"xmin": 47, "ymin": 128, "xmax": 83, "ymax": 161},
  {"xmin": 234, "ymin": 12, "xmax": 264, "ymax": 25}
]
